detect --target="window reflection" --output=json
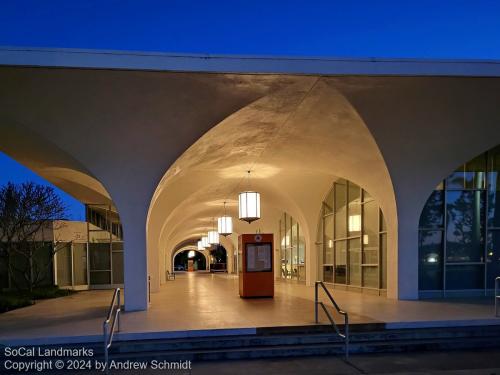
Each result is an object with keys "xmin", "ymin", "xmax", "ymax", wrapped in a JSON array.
[
  {"xmin": 419, "ymin": 145, "xmax": 500, "ymax": 295},
  {"xmin": 445, "ymin": 191, "xmax": 484, "ymax": 263},
  {"xmin": 279, "ymin": 212, "xmax": 306, "ymax": 281},
  {"xmin": 321, "ymin": 179, "xmax": 387, "ymax": 291}
]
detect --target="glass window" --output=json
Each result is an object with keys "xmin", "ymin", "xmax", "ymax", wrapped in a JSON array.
[
  {"xmin": 446, "ymin": 265, "xmax": 484, "ymax": 290},
  {"xmin": 363, "ymin": 266, "xmax": 378, "ymax": 288},
  {"xmin": 446, "ymin": 153, "xmax": 486, "ymax": 190},
  {"xmin": 418, "ymin": 147, "xmax": 500, "ymax": 294},
  {"xmin": 488, "ymin": 146, "xmax": 500, "ymax": 228},
  {"xmin": 112, "ymin": 251, "xmax": 124, "ymax": 284},
  {"xmin": 487, "ymin": 230, "xmax": 500, "ymax": 289},
  {"xmin": 73, "ymin": 243, "xmax": 87, "ymax": 285},
  {"xmin": 348, "ymin": 182, "xmax": 361, "ymax": 236},
  {"xmin": 324, "ymin": 188, "xmax": 334, "ymax": 215},
  {"xmin": 335, "ymin": 180, "xmax": 347, "ymax": 238},
  {"xmin": 57, "ymin": 243, "xmax": 72, "ymax": 287},
  {"xmin": 363, "ymin": 200, "xmax": 378, "ymax": 264},
  {"xmin": 334, "ymin": 240, "xmax": 347, "ymax": 284},
  {"xmin": 446, "ymin": 191, "xmax": 485, "ymax": 263},
  {"xmin": 279, "ymin": 212, "xmax": 306, "ymax": 281},
  {"xmin": 90, "ymin": 271, "xmax": 111, "ymax": 285},
  {"xmin": 320, "ymin": 180, "xmax": 386, "ymax": 291},
  {"xmin": 89, "ymin": 243, "xmax": 111, "ymax": 270},
  {"xmin": 380, "ymin": 233, "xmax": 387, "ymax": 289},
  {"xmin": 323, "ymin": 215, "xmax": 334, "ymax": 264},
  {"xmin": 419, "ymin": 191, "xmax": 444, "ymax": 228},
  {"xmin": 323, "ymin": 265, "xmax": 333, "ymax": 283},
  {"xmin": 348, "ymin": 238, "xmax": 361, "ymax": 286},
  {"xmin": 418, "ymin": 230, "xmax": 443, "ymax": 290}
]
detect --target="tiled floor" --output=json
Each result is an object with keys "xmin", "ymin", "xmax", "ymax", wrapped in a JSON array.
[{"xmin": 0, "ymin": 272, "xmax": 498, "ymax": 345}]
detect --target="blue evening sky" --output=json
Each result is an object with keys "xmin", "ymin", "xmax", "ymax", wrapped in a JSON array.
[{"xmin": 1, "ymin": 0, "xmax": 500, "ymax": 219}]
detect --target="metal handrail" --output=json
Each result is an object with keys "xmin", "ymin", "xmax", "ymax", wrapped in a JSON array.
[
  {"xmin": 315, "ymin": 281, "xmax": 349, "ymax": 358},
  {"xmin": 103, "ymin": 288, "xmax": 121, "ymax": 373},
  {"xmin": 495, "ymin": 277, "xmax": 500, "ymax": 317}
]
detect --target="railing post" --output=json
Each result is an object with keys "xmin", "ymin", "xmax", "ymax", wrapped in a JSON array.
[
  {"xmin": 344, "ymin": 314, "xmax": 349, "ymax": 359},
  {"xmin": 314, "ymin": 281, "xmax": 319, "ymax": 324},
  {"xmin": 117, "ymin": 288, "xmax": 121, "ymax": 332},
  {"xmin": 496, "ymin": 277, "xmax": 499, "ymax": 317},
  {"xmin": 103, "ymin": 322, "xmax": 108, "ymax": 374},
  {"xmin": 148, "ymin": 276, "xmax": 151, "ymax": 304}
]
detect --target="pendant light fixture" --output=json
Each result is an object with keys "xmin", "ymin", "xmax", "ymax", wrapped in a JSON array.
[
  {"xmin": 208, "ymin": 230, "xmax": 219, "ymax": 245},
  {"xmin": 239, "ymin": 170, "xmax": 261, "ymax": 223},
  {"xmin": 202, "ymin": 236, "xmax": 210, "ymax": 248},
  {"xmin": 208, "ymin": 217, "xmax": 220, "ymax": 244},
  {"xmin": 197, "ymin": 240, "xmax": 204, "ymax": 251},
  {"xmin": 217, "ymin": 201, "xmax": 233, "ymax": 236}
]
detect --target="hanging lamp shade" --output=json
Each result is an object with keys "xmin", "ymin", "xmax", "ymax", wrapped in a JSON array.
[
  {"xmin": 217, "ymin": 215, "xmax": 233, "ymax": 236},
  {"xmin": 202, "ymin": 236, "xmax": 210, "ymax": 248},
  {"xmin": 208, "ymin": 230, "xmax": 219, "ymax": 245},
  {"xmin": 239, "ymin": 191, "xmax": 261, "ymax": 223},
  {"xmin": 197, "ymin": 240, "xmax": 204, "ymax": 251}
]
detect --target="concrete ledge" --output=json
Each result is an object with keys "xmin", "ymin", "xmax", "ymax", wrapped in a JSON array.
[
  {"xmin": 2, "ymin": 46, "xmax": 500, "ymax": 76},
  {"xmin": 386, "ymin": 319, "xmax": 500, "ymax": 329}
]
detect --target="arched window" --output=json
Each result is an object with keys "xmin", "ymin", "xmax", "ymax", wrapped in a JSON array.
[
  {"xmin": 279, "ymin": 212, "xmax": 305, "ymax": 281},
  {"xmin": 320, "ymin": 179, "xmax": 387, "ymax": 293},
  {"xmin": 419, "ymin": 145, "xmax": 500, "ymax": 297}
]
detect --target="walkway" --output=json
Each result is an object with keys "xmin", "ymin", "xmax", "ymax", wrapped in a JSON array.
[{"xmin": 0, "ymin": 273, "xmax": 498, "ymax": 345}]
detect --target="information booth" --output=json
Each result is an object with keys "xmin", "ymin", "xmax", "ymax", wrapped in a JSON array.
[{"xmin": 238, "ymin": 233, "xmax": 274, "ymax": 298}]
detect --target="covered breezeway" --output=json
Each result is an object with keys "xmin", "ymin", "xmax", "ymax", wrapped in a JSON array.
[{"xmin": 0, "ymin": 273, "xmax": 497, "ymax": 346}]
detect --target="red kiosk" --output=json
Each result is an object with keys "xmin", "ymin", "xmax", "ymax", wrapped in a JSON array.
[{"xmin": 238, "ymin": 233, "xmax": 274, "ymax": 298}]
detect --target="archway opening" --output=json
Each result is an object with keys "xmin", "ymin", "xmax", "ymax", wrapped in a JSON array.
[
  {"xmin": 174, "ymin": 250, "xmax": 207, "ymax": 272},
  {"xmin": 418, "ymin": 144, "xmax": 500, "ymax": 298},
  {"xmin": 145, "ymin": 75, "xmax": 398, "ymax": 330}
]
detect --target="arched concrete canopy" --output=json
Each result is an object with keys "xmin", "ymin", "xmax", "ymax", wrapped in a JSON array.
[
  {"xmin": 0, "ymin": 121, "xmax": 112, "ymax": 206},
  {"xmin": 148, "ymin": 77, "xmax": 398, "ymax": 296},
  {"xmin": 0, "ymin": 67, "xmax": 307, "ymax": 311},
  {"xmin": 3, "ymin": 51, "xmax": 500, "ymax": 308}
]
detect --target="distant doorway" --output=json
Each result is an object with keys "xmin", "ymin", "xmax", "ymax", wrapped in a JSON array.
[
  {"xmin": 210, "ymin": 245, "xmax": 227, "ymax": 272},
  {"xmin": 174, "ymin": 250, "xmax": 207, "ymax": 272}
]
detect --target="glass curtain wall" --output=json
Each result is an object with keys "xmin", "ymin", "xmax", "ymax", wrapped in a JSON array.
[
  {"xmin": 55, "ymin": 204, "xmax": 124, "ymax": 289},
  {"xmin": 419, "ymin": 145, "xmax": 500, "ymax": 296},
  {"xmin": 56, "ymin": 242, "xmax": 88, "ymax": 288},
  {"xmin": 321, "ymin": 179, "xmax": 387, "ymax": 293},
  {"xmin": 87, "ymin": 204, "xmax": 124, "ymax": 286},
  {"xmin": 279, "ymin": 212, "xmax": 306, "ymax": 281}
]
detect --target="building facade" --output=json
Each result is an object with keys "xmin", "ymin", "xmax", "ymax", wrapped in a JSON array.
[{"xmin": 2, "ymin": 48, "xmax": 500, "ymax": 310}]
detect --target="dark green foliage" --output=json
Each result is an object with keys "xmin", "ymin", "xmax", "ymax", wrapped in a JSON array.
[{"xmin": 0, "ymin": 286, "xmax": 74, "ymax": 313}]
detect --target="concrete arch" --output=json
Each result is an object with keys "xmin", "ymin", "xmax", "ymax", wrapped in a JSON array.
[
  {"xmin": 329, "ymin": 76, "xmax": 500, "ymax": 298},
  {"xmin": 0, "ymin": 119, "xmax": 112, "ymax": 206},
  {"xmin": 1, "ymin": 67, "xmax": 308, "ymax": 310},
  {"xmin": 172, "ymin": 246, "xmax": 209, "ymax": 272},
  {"xmin": 148, "ymin": 76, "xmax": 398, "ymax": 296}
]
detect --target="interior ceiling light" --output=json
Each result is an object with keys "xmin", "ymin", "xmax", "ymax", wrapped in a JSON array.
[
  {"xmin": 202, "ymin": 236, "xmax": 210, "ymax": 248},
  {"xmin": 208, "ymin": 230, "xmax": 219, "ymax": 245},
  {"xmin": 239, "ymin": 170, "xmax": 261, "ymax": 223},
  {"xmin": 218, "ymin": 201, "xmax": 233, "ymax": 236},
  {"xmin": 208, "ymin": 217, "xmax": 220, "ymax": 244}
]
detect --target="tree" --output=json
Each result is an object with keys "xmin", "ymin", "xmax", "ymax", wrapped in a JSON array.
[{"xmin": 0, "ymin": 182, "xmax": 68, "ymax": 291}]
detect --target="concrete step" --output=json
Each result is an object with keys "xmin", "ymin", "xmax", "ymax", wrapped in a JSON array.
[
  {"xmin": 3, "ymin": 324, "xmax": 500, "ymax": 364},
  {"xmin": 110, "ymin": 324, "xmax": 500, "ymax": 354},
  {"xmin": 108, "ymin": 336, "xmax": 500, "ymax": 362}
]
